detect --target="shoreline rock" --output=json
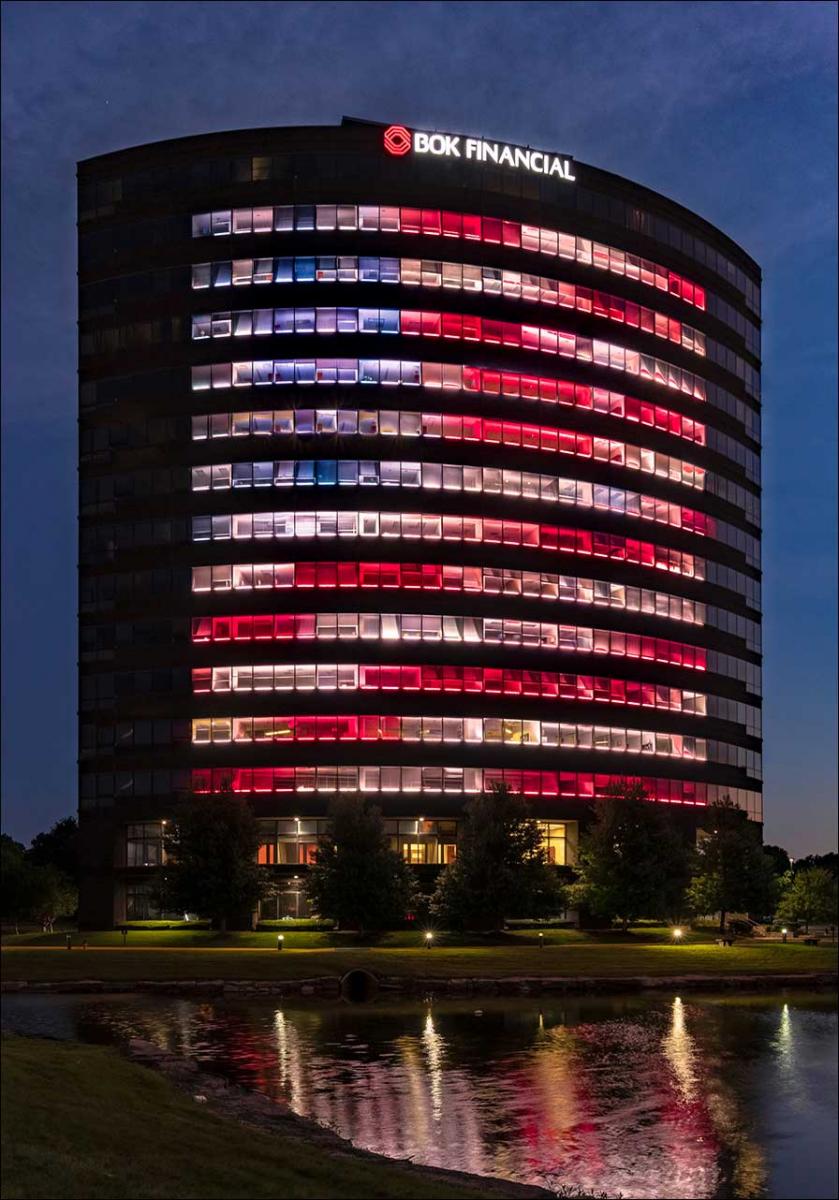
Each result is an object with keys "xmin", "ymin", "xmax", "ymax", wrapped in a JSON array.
[{"xmin": 2, "ymin": 970, "xmax": 836, "ymax": 996}]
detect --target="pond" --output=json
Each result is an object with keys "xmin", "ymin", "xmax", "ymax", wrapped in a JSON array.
[{"xmin": 3, "ymin": 990, "xmax": 836, "ymax": 1199}]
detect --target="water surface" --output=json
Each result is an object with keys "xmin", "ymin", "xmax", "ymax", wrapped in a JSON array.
[{"xmin": 3, "ymin": 991, "xmax": 836, "ymax": 1199}]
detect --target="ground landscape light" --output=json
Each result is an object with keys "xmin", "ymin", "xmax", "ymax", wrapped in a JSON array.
[{"xmin": 672, "ymin": 927, "xmax": 684, "ymax": 940}]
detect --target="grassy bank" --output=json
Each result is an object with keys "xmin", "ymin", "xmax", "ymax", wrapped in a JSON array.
[
  {"xmin": 2, "ymin": 929, "xmax": 836, "ymax": 983},
  {"xmin": 1, "ymin": 1036, "xmax": 522, "ymax": 1199}
]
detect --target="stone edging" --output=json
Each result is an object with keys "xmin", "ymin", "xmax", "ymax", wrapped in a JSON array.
[
  {"xmin": 1, "ymin": 971, "xmax": 836, "ymax": 996},
  {"xmin": 122, "ymin": 1037, "xmax": 557, "ymax": 1198}
]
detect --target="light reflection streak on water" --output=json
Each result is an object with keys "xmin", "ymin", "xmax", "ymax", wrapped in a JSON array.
[
  {"xmin": 422, "ymin": 1007, "xmax": 444, "ymax": 1124},
  {"xmin": 664, "ymin": 996, "xmax": 697, "ymax": 1102}
]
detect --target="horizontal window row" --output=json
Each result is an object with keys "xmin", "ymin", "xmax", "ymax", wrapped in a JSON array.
[
  {"xmin": 191, "ymin": 360, "xmax": 707, "ymax": 447},
  {"xmin": 191, "ymin": 459, "xmax": 758, "ymax": 564},
  {"xmin": 190, "ymin": 310, "xmax": 709, "ymax": 402},
  {"xmin": 191, "ymin": 715, "xmax": 760, "ymax": 777},
  {"xmin": 191, "ymin": 256, "xmax": 707, "ymax": 357},
  {"xmin": 191, "ymin": 509, "xmax": 704, "ymax": 580},
  {"xmin": 191, "ymin": 560, "xmax": 706, "ymax": 627},
  {"xmin": 77, "ymin": 763, "xmax": 760, "ymax": 821},
  {"xmin": 192, "ymin": 712, "xmax": 709, "ymax": 760},
  {"xmin": 190, "ymin": 611, "xmax": 706, "ymax": 665},
  {"xmin": 189, "ymin": 765, "xmax": 761, "ymax": 816},
  {"xmin": 192, "ymin": 205, "xmax": 707, "ymax": 311},
  {"xmin": 190, "ymin": 659, "xmax": 707, "ymax": 713},
  {"xmin": 257, "ymin": 817, "xmax": 462, "ymax": 868},
  {"xmin": 260, "ymin": 818, "xmax": 571, "ymax": 868},
  {"xmin": 192, "ymin": 408, "xmax": 706, "ymax": 491}
]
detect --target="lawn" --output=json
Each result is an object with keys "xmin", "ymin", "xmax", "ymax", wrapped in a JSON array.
[
  {"xmin": 0, "ymin": 1036, "xmax": 513, "ymax": 1199},
  {"xmin": 1, "ymin": 927, "xmax": 835, "ymax": 983}
]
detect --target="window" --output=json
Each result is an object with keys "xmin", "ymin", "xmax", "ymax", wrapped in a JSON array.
[{"xmin": 125, "ymin": 823, "xmax": 163, "ymax": 868}]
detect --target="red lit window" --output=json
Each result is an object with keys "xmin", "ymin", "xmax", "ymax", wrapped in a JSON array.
[{"xmin": 421, "ymin": 209, "xmax": 441, "ymax": 236}]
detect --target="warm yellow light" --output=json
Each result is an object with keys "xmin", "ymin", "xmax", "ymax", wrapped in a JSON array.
[
  {"xmin": 672, "ymin": 927, "xmax": 683, "ymax": 939},
  {"xmin": 781, "ymin": 928, "xmax": 788, "ymax": 935},
  {"xmin": 425, "ymin": 931, "xmax": 434, "ymax": 942}
]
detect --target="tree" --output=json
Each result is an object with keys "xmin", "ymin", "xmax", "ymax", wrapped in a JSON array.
[
  {"xmin": 27, "ymin": 817, "xmax": 79, "ymax": 884},
  {"xmin": 431, "ymin": 784, "xmax": 564, "ymax": 931},
  {"xmin": 29, "ymin": 865, "xmax": 78, "ymax": 932},
  {"xmin": 306, "ymin": 796, "xmax": 417, "ymax": 932},
  {"xmin": 1, "ymin": 835, "xmax": 34, "ymax": 934},
  {"xmin": 687, "ymin": 798, "xmax": 777, "ymax": 931},
  {"xmin": 571, "ymin": 782, "xmax": 692, "ymax": 928},
  {"xmin": 762, "ymin": 844, "xmax": 792, "ymax": 878},
  {"xmin": 161, "ymin": 789, "xmax": 267, "ymax": 931},
  {"xmin": 793, "ymin": 852, "xmax": 838, "ymax": 878},
  {"xmin": 776, "ymin": 868, "xmax": 838, "ymax": 932},
  {"xmin": 0, "ymin": 837, "xmax": 77, "ymax": 932}
]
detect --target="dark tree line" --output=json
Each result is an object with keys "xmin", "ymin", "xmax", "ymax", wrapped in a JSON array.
[{"xmin": 1, "ymin": 818, "xmax": 79, "ymax": 932}]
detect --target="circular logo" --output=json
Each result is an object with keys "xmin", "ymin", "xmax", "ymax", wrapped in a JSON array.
[{"xmin": 383, "ymin": 125, "xmax": 412, "ymax": 157}]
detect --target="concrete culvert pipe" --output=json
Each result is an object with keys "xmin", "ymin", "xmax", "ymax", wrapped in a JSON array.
[{"xmin": 340, "ymin": 969, "xmax": 380, "ymax": 1002}]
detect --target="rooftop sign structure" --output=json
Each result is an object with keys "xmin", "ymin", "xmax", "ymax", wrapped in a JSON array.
[{"xmin": 383, "ymin": 124, "xmax": 575, "ymax": 182}]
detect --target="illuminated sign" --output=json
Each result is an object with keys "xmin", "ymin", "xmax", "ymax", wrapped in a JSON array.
[{"xmin": 383, "ymin": 125, "xmax": 575, "ymax": 182}]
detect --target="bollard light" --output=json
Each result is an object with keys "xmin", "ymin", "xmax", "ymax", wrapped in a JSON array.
[
  {"xmin": 425, "ymin": 931, "xmax": 434, "ymax": 948},
  {"xmin": 538, "ymin": 932, "xmax": 545, "ymax": 950},
  {"xmin": 66, "ymin": 934, "xmax": 72, "ymax": 950},
  {"xmin": 277, "ymin": 934, "xmax": 284, "ymax": 951},
  {"xmin": 672, "ymin": 927, "xmax": 683, "ymax": 942},
  {"xmin": 781, "ymin": 928, "xmax": 788, "ymax": 943}
]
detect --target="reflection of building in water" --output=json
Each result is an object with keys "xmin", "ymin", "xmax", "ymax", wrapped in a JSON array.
[
  {"xmin": 504, "ymin": 1024, "xmax": 599, "ymax": 1186},
  {"xmin": 662, "ymin": 996, "xmax": 767, "ymax": 1199},
  {"xmin": 120, "ymin": 998, "xmax": 770, "ymax": 1198}
]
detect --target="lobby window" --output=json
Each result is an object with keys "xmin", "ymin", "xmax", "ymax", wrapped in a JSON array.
[
  {"xmin": 125, "ymin": 882, "xmax": 161, "ymax": 921},
  {"xmin": 539, "ymin": 821, "xmax": 578, "ymax": 866}
]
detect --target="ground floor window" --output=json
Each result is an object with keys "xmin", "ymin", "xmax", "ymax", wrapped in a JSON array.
[
  {"xmin": 540, "ymin": 821, "xmax": 578, "ymax": 866},
  {"xmin": 259, "ymin": 878, "xmax": 311, "ymax": 920},
  {"xmin": 125, "ymin": 882, "xmax": 161, "ymax": 920},
  {"xmin": 383, "ymin": 818, "xmax": 459, "ymax": 865},
  {"xmin": 257, "ymin": 819, "xmax": 330, "ymax": 866}
]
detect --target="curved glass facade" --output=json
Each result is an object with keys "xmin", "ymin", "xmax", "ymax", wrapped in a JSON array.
[{"xmin": 78, "ymin": 120, "xmax": 761, "ymax": 924}]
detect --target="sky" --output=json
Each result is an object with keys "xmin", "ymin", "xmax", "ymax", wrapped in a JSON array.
[{"xmin": 1, "ymin": 0, "xmax": 836, "ymax": 855}]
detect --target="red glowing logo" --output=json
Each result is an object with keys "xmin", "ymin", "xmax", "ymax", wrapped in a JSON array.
[{"xmin": 383, "ymin": 125, "xmax": 412, "ymax": 157}]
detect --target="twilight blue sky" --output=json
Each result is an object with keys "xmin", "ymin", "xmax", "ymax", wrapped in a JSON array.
[{"xmin": 1, "ymin": 1, "xmax": 836, "ymax": 853}]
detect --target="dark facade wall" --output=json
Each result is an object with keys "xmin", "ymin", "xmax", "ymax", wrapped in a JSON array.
[{"xmin": 78, "ymin": 120, "xmax": 761, "ymax": 927}]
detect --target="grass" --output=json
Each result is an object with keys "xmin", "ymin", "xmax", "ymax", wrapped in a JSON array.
[
  {"xmin": 0, "ymin": 1036, "xmax": 503, "ymax": 1199},
  {"xmin": 1, "ymin": 927, "xmax": 836, "ymax": 983},
  {"xmin": 0, "ymin": 923, "xmax": 745, "ymax": 949}
]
